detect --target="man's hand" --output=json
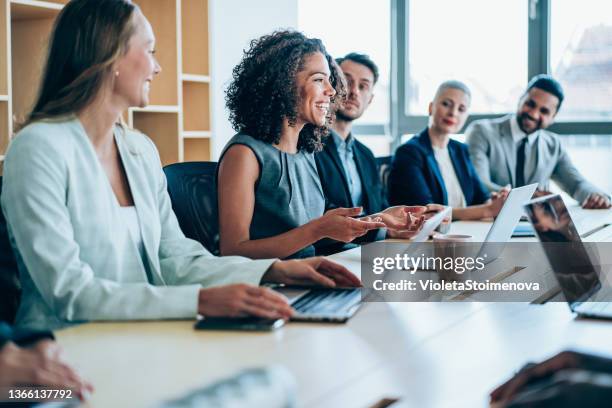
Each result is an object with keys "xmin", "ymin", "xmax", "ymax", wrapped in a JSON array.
[
  {"xmin": 0, "ymin": 341, "xmax": 93, "ymax": 400},
  {"xmin": 490, "ymin": 350, "xmax": 589, "ymax": 405},
  {"xmin": 582, "ymin": 193, "xmax": 611, "ymax": 209},
  {"xmin": 532, "ymin": 189, "xmax": 553, "ymax": 199}
]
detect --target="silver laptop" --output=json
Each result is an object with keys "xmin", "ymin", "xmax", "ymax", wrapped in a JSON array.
[
  {"xmin": 406, "ymin": 184, "xmax": 538, "ymax": 267},
  {"xmin": 525, "ymin": 194, "xmax": 612, "ymax": 318}
]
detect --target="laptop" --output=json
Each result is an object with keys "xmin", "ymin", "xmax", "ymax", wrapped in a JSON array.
[
  {"xmin": 277, "ymin": 206, "xmax": 454, "ymax": 322},
  {"xmin": 525, "ymin": 194, "xmax": 612, "ymax": 318},
  {"xmin": 476, "ymin": 183, "xmax": 538, "ymax": 262},
  {"xmin": 405, "ymin": 183, "xmax": 538, "ymax": 267}
]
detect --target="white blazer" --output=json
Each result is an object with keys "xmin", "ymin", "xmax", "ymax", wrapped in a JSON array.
[{"xmin": 2, "ymin": 117, "xmax": 275, "ymax": 330}]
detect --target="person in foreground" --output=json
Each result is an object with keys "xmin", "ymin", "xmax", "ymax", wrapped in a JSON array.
[
  {"xmin": 388, "ymin": 80, "xmax": 508, "ymax": 220},
  {"xmin": 1, "ymin": 0, "xmax": 359, "ymax": 331},
  {"xmin": 314, "ymin": 53, "xmax": 435, "ymax": 254},
  {"xmin": 0, "ymin": 322, "xmax": 93, "ymax": 401},
  {"xmin": 217, "ymin": 31, "xmax": 425, "ymax": 260},
  {"xmin": 466, "ymin": 74, "xmax": 610, "ymax": 209},
  {"xmin": 491, "ymin": 350, "xmax": 612, "ymax": 407}
]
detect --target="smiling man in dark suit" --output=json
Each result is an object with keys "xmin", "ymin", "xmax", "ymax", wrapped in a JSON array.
[{"xmin": 315, "ymin": 53, "xmax": 429, "ymax": 254}]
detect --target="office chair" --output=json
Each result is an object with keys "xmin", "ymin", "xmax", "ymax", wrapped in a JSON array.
[
  {"xmin": 375, "ymin": 155, "xmax": 392, "ymax": 204},
  {"xmin": 163, "ymin": 161, "xmax": 220, "ymax": 255},
  {"xmin": 0, "ymin": 177, "xmax": 21, "ymax": 324}
]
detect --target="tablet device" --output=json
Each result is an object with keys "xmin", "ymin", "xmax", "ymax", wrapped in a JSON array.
[
  {"xmin": 410, "ymin": 206, "xmax": 452, "ymax": 243},
  {"xmin": 194, "ymin": 317, "xmax": 285, "ymax": 331}
]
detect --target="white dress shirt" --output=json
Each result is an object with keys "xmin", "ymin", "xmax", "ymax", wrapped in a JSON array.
[{"xmin": 433, "ymin": 145, "xmax": 466, "ymax": 208}]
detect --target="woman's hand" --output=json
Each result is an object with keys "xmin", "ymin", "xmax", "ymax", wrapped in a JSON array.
[
  {"xmin": 485, "ymin": 188, "xmax": 509, "ymax": 218},
  {"xmin": 0, "ymin": 341, "xmax": 93, "ymax": 400},
  {"xmin": 263, "ymin": 258, "xmax": 361, "ymax": 288},
  {"xmin": 198, "ymin": 285, "xmax": 293, "ymax": 320},
  {"xmin": 312, "ymin": 207, "xmax": 386, "ymax": 242},
  {"xmin": 374, "ymin": 206, "xmax": 427, "ymax": 230}
]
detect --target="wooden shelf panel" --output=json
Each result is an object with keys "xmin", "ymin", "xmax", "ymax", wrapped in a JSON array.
[
  {"xmin": 132, "ymin": 111, "xmax": 179, "ymax": 165},
  {"xmin": 182, "ymin": 130, "xmax": 211, "ymax": 138},
  {"xmin": 181, "ymin": 74, "xmax": 210, "ymax": 83},
  {"xmin": 183, "ymin": 137, "xmax": 210, "ymax": 162},
  {"xmin": 182, "ymin": 81, "xmax": 209, "ymax": 131},
  {"xmin": 181, "ymin": 0, "xmax": 208, "ymax": 76},
  {"xmin": 0, "ymin": 101, "xmax": 9, "ymax": 155},
  {"xmin": 10, "ymin": 1, "xmax": 62, "ymax": 20},
  {"xmin": 10, "ymin": 7, "xmax": 56, "ymax": 125},
  {"xmin": 135, "ymin": 0, "xmax": 178, "ymax": 106},
  {"xmin": 130, "ymin": 105, "xmax": 179, "ymax": 114},
  {"xmin": 0, "ymin": 0, "xmax": 7, "ymax": 95}
]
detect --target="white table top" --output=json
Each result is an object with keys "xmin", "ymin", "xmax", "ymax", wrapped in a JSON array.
[{"xmin": 55, "ymin": 206, "xmax": 612, "ymax": 408}]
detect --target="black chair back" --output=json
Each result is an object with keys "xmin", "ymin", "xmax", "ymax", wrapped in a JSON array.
[
  {"xmin": 375, "ymin": 155, "xmax": 392, "ymax": 204},
  {"xmin": 0, "ymin": 177, "xmax": 21, "ymax": 324},
  {"xmin": 163, "ymin": 162, "xmax": 220, "ymax": 255}
]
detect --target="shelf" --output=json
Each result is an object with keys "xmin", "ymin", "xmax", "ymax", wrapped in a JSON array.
[
  {"xmin": 183, "ymin": 137, "xmax": 210, "ymax": 162},
  {"xmin": 181, "ymin": 0, "xmax": 209, "ymax": 76},
  {"xmin": 182, "ymin": 130, "xmax": 211, "ymax": 138},
  {"xmin": 0, "ymin": 101, "xmax": 9, "ymax": 155},
  {"xmin": 132, "ymin": 111, "xmax": 179, "ymax": 165},
  {"xmin": 11, "ymin": 1, "xmax": 57, "ymax": 125},
  {"xmin": 135, "ymin": 0, "xmax": 178, "ymax": 106},
  {"xmin": 182, "ymin": 81, "xmax": 209, "ymax": 131},
  {"xmin": 181, "ymin": 74, "xmax": 210, "ymax": 83},
  {"xmin": 0, "ymin": 95, "xmax": 8, "ymax": 101},
  {"xmin": 10, "ymin": 1, "xmax": 63, "ymax": 21},
  {"xmin": 129, "ymin": 105, "xmax": 180, "ymax": 114},
  {"xmin": 0, "ymin": 2, "xmax": 7, "ymax": 95}
]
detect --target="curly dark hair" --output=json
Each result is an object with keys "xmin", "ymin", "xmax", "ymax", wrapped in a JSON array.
[{"xmin": 225, "ymin": 30, "xmax": 346, "ymax": 153}]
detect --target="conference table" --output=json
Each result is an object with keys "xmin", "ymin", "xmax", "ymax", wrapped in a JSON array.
[{"xmin": 56, "ymin": 205, "xmax": 612, "ymax": 408}]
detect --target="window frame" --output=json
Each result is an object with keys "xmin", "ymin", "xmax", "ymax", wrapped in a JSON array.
[{"xmin": 391, "ymin": 0, "xmax": 611, "ymax": 147}]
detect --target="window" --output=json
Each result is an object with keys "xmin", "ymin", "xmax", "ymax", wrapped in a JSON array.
[
  {"xmin": 298, "ymin": 0, "xmax": 391, "ymax": 126},
  {"xmin": 406, "ymin": 0, "xmax": 528, "ymax": 115},
  {"xmin": 550, "ymin": 0, "xmax": 612, "ymax": 122}
]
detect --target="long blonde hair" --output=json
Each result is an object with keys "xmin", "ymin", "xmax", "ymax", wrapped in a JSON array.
[{"xmin": 20, "ymin": 0, "xmax": 137, "ymax": 130}]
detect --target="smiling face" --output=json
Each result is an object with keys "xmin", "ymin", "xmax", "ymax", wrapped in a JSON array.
[
  {"xmin": 295, "ymin": 52, "xmax": 336, "ymax": 127},
  {"xmin": 336, "ymin": 59, "xmax": 374, "ymax": 121},
  {"xmin": 516, "ymin": 87, "xmax": 559, "ymax": 134},
  {"xmin": 113, "ymin": 10, "xmax": 161, "ymax": 108},
  {"xmin": 429, "ymin": 87, "xmax": 470, "ymax": 135}
]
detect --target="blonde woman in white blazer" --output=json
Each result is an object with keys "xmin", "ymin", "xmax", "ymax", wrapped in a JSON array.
[{"xmin": 2, "ymin": 0, "xmax": 359, "ymax": 331}]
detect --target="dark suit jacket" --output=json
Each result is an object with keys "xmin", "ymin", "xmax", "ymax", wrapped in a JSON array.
[
  {"xmin": 0, "ymin": 321, "xmax": 53, "ymax": 349},
  {"xmin": 388, "ymin": 128, "xmax": 490, "ymax": 206},
  {"xmin": 315, "ymin": 131, "xmax": 387, "ymax": 254}
]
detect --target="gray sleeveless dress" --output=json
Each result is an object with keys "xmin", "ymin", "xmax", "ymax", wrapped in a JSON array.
[{"xmin": 218, "ymin": 134, "xmax": 325, "ymax": 259}]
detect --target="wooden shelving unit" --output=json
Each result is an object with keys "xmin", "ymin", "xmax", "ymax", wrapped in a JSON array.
[{"xmin": 0, "ymin": 0, "xmax": 213, "ymax": 166}]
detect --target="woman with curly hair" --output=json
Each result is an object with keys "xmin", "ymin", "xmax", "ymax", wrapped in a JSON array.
[
  {"xmin": 2, "ymin": 3, "xmax": 361, "ymax": 330},
  {"xmin": 217, "ymin": 30, "xmax": 423, "ymax": 260}
]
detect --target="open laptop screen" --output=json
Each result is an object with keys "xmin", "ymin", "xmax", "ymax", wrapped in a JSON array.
[{"xmin": 524, "ymin": 195, "xmax": 601, "ymax": 305}]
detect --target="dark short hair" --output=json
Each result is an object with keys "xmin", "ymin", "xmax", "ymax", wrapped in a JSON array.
[
  {"xmin": 225, "ymin": 30, "xmax": 346, "ymax": 153},
  {"xmin": 525, "ymin": 74, "xmax": 564, "ymax": 112},
  {"xmin": 336, "ymin": 53, "xmax": 379, "ymax": 85}
]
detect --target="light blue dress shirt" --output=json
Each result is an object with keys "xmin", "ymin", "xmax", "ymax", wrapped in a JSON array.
[{"xmin": 332, "ymin": 132, "xmax": 363, "ymax": 209}]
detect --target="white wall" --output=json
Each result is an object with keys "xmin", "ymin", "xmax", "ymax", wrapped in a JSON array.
[{"xmin": 209, "ymin": 0, "xmax": 298, "ymax": 160}]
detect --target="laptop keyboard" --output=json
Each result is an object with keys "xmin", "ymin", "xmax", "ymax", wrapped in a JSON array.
[
  {"xmin": 581, "ymin": 302, "xmax": 612, "ymax": 314},
  {"xmin": 292, "ymin": 288, "xmax": 361, "ymax": 315}
]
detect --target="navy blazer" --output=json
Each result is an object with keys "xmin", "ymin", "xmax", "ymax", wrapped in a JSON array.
[
  {"xmin": 314, "ymin": 131, "xmax": 387, "ymax": 254},
  {"xmin": 388, "ymin": 128, "xmax": 490, "ymax": 206}
]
